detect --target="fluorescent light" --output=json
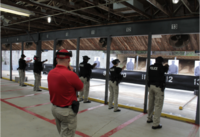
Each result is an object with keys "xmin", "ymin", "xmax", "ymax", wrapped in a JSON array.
[
  {"xmin": 172, "ymin": 0, "xmax": 179, "ymax": 4},
  {"xmin": 47, "ymin": 16, "xmax": 51, "ymax": 23},
  {"xmin": 0, "ymin": 3, "xmax": 35, "ymax": 17}
]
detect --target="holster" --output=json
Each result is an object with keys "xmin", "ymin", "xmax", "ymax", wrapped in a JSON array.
[
  {"xmin": 71, "ymin": 100, "xmax": 80, "ymax": 114},
  {"xmin": 86, "ymin": 76, "xmax": 90, "ymax": 82},
  {"xmin": 161, "ymin": 83, "xmax": 166, "ymax": 92}
]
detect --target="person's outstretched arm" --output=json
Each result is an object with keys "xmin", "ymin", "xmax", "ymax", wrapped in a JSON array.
[
  {"xmin": 42, "ymin": 59, "xmax": 48, "ymax": 64},
  {"xmin": 25, "ymin": 59, "xmax": 32, "ymax": 63},
  {"xmin": 122, "ymin": 65, "xmax": 126, "ymax": 70}
]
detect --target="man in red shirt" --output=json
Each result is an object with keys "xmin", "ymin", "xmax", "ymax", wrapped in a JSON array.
[{"xmin": 48, "ymin": 49, "xmax": 83, "ymax": 137}]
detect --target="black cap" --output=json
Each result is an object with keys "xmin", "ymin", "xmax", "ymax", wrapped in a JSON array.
[
  {"xmin": 33, "ymin": 55, "xmax": 38, "ymax": 60},
  {"xmin": 21, "ymin": 54, "xmax": 26, "ymax": 58},
  {"xmin": 156, "ymin": 56, "xmax": 164, "ymax": 63},
  {"xmin": 83, "ymin": 56, "xmax": 90, "ymax": 60},
  {"xmin": 112, "ymin": 59, "xmax": 120, "ymax": 65}
]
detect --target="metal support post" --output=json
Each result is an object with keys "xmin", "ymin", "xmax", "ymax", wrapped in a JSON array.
[
  {"xmin": 10, "ymin": 43, "xmax": 12, "ymax": 81},
  {"xmin": 76, "ymin": 37, "xmax": 80, "ymax": 75},
  {"xmin": 195, "ymin": 82, "xmax": 200, "ymax": 125},
  {"xmin": 53, "ymin": 39, "xmax": 57, "ymax": 68},
  {"xmin": 36, "ymin": 34, "xmax": 41, "ymax": 61},
  {"xmin": 136, "ymin": 55, "xmax": 139, "ymax": 70},
  {"xmin": 22, "ymin": 42, "xmax": 24, "ymax": 54},
  {"xmin": 104, "ymin": 35, "xmax": 111, "ymax": 104},
  {"xmin": 144, "ymin": 33, "xmax": 152, "ymax": 113},
  {"xmin": 75, "ymin": 38, "xmax": 80, "ymax": 97},
  {"xmin": 0, "ymin": 44, "xmax": 2, "ymax": 78}
]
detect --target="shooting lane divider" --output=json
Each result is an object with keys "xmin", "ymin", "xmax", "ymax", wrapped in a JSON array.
[
  {"xmin": 100, "ymin": 113, "xmax": 145, "ymax": 137},
  {"xmin": 22, "ymin": 102, "xmax": 51, "ymax": 109},
  {"xmin": 2, "ymin": 92, "xmax": 48, "ymax": 100},
  {"xmin": 0, "ymin": 99, "xmax": 90, "ymax": 137},
  {"xmin": 1, "ymin": 88, "xmax": 28, "ymax": 92},
  {"xmin": 187, "ymin": 124, "xmax": 200, "ymax": 137},
  {"xmin": 179, "ymin": 96, "xmax": 197, "ymax": 110},
  {"xmin": 1, "ymin": 77, "xmax": 196, "ymax": 124}
]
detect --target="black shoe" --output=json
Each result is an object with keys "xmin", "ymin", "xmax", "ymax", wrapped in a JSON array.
[
  {"xmin": 114, "ymin": 109, "xmax": 121, "ymax": 112},
  {"xmin": 147, "ymin": 120, "xmax": 153, "ymax": 123},
  {"xmin": 152, "ymin": 124, "xmax": 162, "ymax": 129},
  {"xmin": 108, "ymin": 107, "xmax": 114, "ymax": 109},
  {"xmin": 22, "ymin": 85, "xmax": 27, "ymax": 87},
  {"xmin": 83, "ymin": 101, "xmax": 91, "ymax": 103},
  {"xmin": 37, "ymin": 90, "xmax": 42, "ymax": 92},
  {"xmin": 79, "ymin": 99, "xmax": 83, "ymax": 102}
]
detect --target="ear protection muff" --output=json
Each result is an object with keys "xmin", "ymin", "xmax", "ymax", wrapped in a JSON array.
[{"xmin": 56, "ymin": 51, "xmax": 72, "ymax": 57}]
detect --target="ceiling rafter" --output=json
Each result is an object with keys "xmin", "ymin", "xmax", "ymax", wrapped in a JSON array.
[
  {"xmin": 181, "ymin": 0, "xmax": 193, "ymax": 14},
  {"xmin": 147, "ymin": 0, "xmax": 171, "ymax": 17},
  {"xmin": 1, "ymin": 12, "xmax": 66, "ymax": 29},
  {"xmin": 14, "ymin": 0, "xmax": 102, "ymax": 23},
  {"xmin": 1, "ymin": 0, "xmax": 90, "ymax": 26},
  {"xmin": 52, "ymin": 0, "xmax": 118, "ymax": 22}
]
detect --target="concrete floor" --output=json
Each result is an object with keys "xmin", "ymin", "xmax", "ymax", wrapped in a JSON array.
[
  {"xmin": 1, "ymin": 79, "xmax": 199, "ymax": 137},
  {"xmin": 2, "ymin": 70, "xmax": 198, "ymax": 120}
]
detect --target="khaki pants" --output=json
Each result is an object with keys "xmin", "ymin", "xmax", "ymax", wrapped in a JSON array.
[
  {"xmin": 51, "ymin": 105, "xmax": 77, "ymax": 137},
  {"xmin": 79, "ymin": 77, "xmax": 90, "ymax": 101},
  {"xmin": 34, "ymin": 73, "xmax": 41, "ymax": 91},
  {"xmin": 108, "ymin": 81, "xmax": 119, "ymax": 111},
  {"xmin": 18, "ymin": 69, "xmax": 25, "ymax": 86},
  {"xmin": 147, "ymin": 85, "xmax": 164, "ymax": 126}
]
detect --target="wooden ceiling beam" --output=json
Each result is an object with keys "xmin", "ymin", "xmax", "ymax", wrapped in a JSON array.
[
  {"xmin": 181, "ymin": 0, "xmax": 193, "ymax": 13},
  {"xmin": 0, "ymin": 1, "xmax": 90, "ymax": 27},
  {"xmin": 173, "ymin": 3, "xmax": 183, "ymax": 15},
  {"xmin": 1, "ymin": 12, "xmax": 66, "ymax": 29},
  {"xmin": 16, "ymin": 23, "xmax": 51, "ymax": 30},
  {"xmin": 52, "ymin": 0, "xmax": 118, "ymax": 22},
  {"xmin": 124, "ymin": 13, "xmax": 140, "ymax": 18},
  {"xmin": 147, "ymin": 0, "xmax": 171, "ymax": 17},
  {"xmin": 12, "ymin": 0, "xmax": 101, "ymax": 23}
]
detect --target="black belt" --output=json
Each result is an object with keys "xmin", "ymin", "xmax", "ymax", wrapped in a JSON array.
[{"xmin": 53, "ymin": 104, "xmax": 71, "ymax": 108}]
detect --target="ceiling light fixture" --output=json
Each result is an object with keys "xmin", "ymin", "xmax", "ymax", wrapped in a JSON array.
[
  {"xmin": 0, "ymin": 3, "xmax": 35, "ymax": 17},
  {"xmin": 47, "ymin": 16, "xmax": 51, "ymax": 23},
  {"xmin": 172, "ymin": 0, "xmax": 179, "ymax": 4}
]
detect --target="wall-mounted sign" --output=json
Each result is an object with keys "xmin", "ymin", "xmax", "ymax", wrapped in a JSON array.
[{"xmin": 171, "ymin": 24, "xmax": 178, "ymax": 30}]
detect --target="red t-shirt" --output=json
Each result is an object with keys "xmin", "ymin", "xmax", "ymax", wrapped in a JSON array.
[{"xmin": 48, "ymin": 65, "xmax": 83, "ymax": 107}]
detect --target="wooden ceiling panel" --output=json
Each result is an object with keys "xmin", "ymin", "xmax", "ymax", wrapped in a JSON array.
[{"xmin": 2, "ymin": 34, "xmax": 199, "ymax": 51}]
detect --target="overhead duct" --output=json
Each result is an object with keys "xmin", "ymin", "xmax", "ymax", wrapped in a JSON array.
[{"xmin": 113, "ymin": 0, "xmax": 145, "ymax": 14}]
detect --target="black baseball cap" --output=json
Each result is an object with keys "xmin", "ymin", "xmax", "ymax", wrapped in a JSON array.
[
  {"xmin": 33, "ymin": 55, "xmax": 39, "ymax": 60},
  {"xmin": 83, "ymin": 56, "xmax": 90, "ymax": 60},
  {"xmin": 156, "ymin": 56, "xmax": 164, "ymax": 63},
  {"xmin": 21, "ymin": 54, "xmax": 26, "ymax": 58},
  {"xmin": 112, "ymin": 59, "xmax": 120, "ymax": 65}
]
